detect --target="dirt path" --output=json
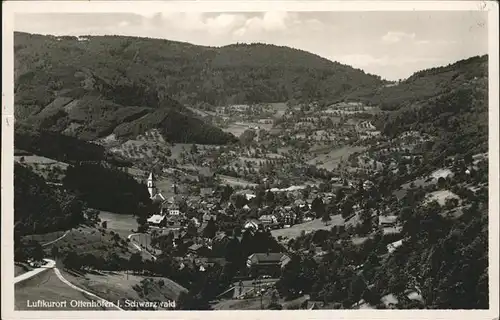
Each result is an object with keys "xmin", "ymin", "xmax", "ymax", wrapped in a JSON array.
[{"xmin": 41, "ymin": 231, "xmax": 69, "ymax": 247}]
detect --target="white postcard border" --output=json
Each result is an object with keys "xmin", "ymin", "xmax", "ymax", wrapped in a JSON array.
[{"xmin": 2, "ymin": 1, "xmax": 499, "ymax": 320}]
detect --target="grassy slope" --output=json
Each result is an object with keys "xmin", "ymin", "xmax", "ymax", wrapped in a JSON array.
[
  {"xmin": 271, "ymin": 215, "xmax": 345, "ymax": 239},
  {"xmin": 15, "ymin": 269, "xmax": 109, "ymax": 310},
  {"xmin": 60, "ymin": 270, "xmax": 187, "ymax": 307}
]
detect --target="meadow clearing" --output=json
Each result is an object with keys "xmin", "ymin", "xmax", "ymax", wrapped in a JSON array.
[
  {"xmin": 99, "ymin": 211, "xmax": 138, "ymax": 238},
  {"xmin": 271, "ymin": 215, "xmax": 345, "ymax": 240},
  {"xmin": 217, "ymin": 174, "xmax": 258, "ymax": 188},
  {"xmin": 60, "ymin": 269, "xmax": 187, "ymax": 307},
  {"xmin": 307, "ymin": 145, "xmax": 367, "ymax": 170}
]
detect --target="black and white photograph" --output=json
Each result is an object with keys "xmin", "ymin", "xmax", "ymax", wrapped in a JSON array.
[{"xmin": 2, "ymin": 1, "xmax": 499, "ymax": 319}]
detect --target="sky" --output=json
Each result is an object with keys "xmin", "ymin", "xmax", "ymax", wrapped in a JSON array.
[{"xmin": 14, "ymin": 11, "xmax": 489, "ymax": 80}]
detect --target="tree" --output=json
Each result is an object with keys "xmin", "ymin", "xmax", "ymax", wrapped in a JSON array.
[
  {"xmin": 225, "ymin": 236, "xmax": 242, "ymax": 264},
  {"xmin": 186, "ymin": 221, "xmax": 198, "ymax": 237},
  {"xmin": 234, "ymin": 194, "xmax": 248, "ymax": 209},
  {"xmin": 85, "ymin": 208, "xmax": 100, "ymax": 225},
  {"xmin": 341, "ymin": 199, "xmax": 354, "ymax": 219},
  {"xmin": 265, "ymin": 191, "xmax": 275, "ymax": 205},
  {"xmin": 437, "ymin": 177, "xmax": 446, "ymax": 189},
  {"xmin": 348, "ymin": 275, "xmax": 367, "ymax": 306},
  {"xmin": 203, "ymin": 218, "xmax": 217, "ymax": 239},
  {"xmin": 51, "ymin": 246, "xmax": 59, "ymax": 259},
  {"xmin": 239, "ymin": 129, "xmax": 256, "ymax": 145},
  {"xmin": 322, "ymin": 211, "xmax": 331, "ymax": 225},
  {"xmin": 26, "ymin": 240, "xmax": 44, "ymax": 262},
  {"xmin": 311, "ymin": 197, "xmax": 325, "ymax": 218},
  {"xmin": 101, "ymin": 221, "xmax": 108, "ymax": 229},
  {"xmin": 221, "ymin": 184, "xmax": 234, "ymax": 202},
  {"xmin": 129, "ymin": 252, "xmax": 143, "ymax": 273},
  {"xmin": 191, "ymin": 144, "xmax": 198, "ymax": 154},
  {"xmin": 336, "ymin": 188, "xmax": 345, "ymax": 202},
  {"xmin": 64, "ymin": 251, "xmax": 82, "ymax": 270}
]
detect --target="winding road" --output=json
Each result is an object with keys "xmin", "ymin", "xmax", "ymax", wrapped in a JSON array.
[
  {"xmin": 14, "ymin": 259, "xmax": 56, "ymax": 284},
  {"xmin": 15, "ymin": 233, "xmax": 124, "ymax": 311},
  {"xmin": 52, "ymin": 268, "xmax": 123, "ymax": 310},
  {"xmin": 127, "ymin": 233, "xmax": 157, "ymax": 261}
]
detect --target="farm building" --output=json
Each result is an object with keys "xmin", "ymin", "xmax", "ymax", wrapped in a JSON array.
[
  {"xmin": 378, "ymin": 215, "xmax": 398, "ymax": 228},
  {"xmin": 246, "ymin": 253, "xmax": 291, "ymax": 278}
]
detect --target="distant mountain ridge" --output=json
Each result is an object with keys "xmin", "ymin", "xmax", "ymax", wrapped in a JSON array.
[
  {"xmin": 14, "ymin": 32, "xmax": 385, "ymax": 108},
  {"xmin": 346, "ymin": 55, "xmax": 488, "ymax": 110}
]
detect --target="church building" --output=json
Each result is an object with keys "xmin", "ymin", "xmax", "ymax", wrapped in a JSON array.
[{"xmin": 146, "ymin": 171, "xmax": 183, "ymax": 217}]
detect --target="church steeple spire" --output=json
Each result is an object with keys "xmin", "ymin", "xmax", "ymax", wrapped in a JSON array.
[{"xmin": 147, "ymin": 172, "xmax": 156, "ymax": 198}]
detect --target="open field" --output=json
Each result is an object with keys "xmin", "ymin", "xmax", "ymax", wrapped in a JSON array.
[
  {"xmin": 15, "ymin": 269, "xmax": 108, "ymax": 310},
  {"xmin": 169, "ymin": 143, "xmax": 218, "ymax": 159},
  {"xmin": 424, "ymin": 190, "xmax": 460, "ymax": 206},
  {"xmin": 430, "ymin": 168, "xmax": 454, "ymax": 180},
  {"xmin": 60, "ymin": 269, "xmax": 187, "ymax": 308},
  {"xmin": 155, "ymin": 177, "xmax": 176, "ymax": 197},
  {"xmin": 268, "ymin": 102, "xmax": 288, "ymax": 118},
  {"xmin": 99, "ymin": 211, "xmax": 138, "ymax": 238},
  {"xmin": 221, "ymin": 121, "xmax": 274, "ymax": 137},
  {"xmin": 22, "ymin": 230, "xmax": 68, "ymax": 245},
  {"xmin": 185, "ymin": 106, "xmax": 215, "ymax": 118},
  {"xmin": 15, "ymin": 264, "xmax": 31, "ymax": 277},
  {"xmin": 307, "ymin": 145, "xmax": 366, "ymax": 170},
  {"xmin": 217, "ymin": 175, "xmax": 258, "ymax": 188},
  {"xmin": 271, "ymin": 215, "xmax": 345, "ymax": 239},
  {"xmin": 124, "ymin": 166, "xmax": 148, "ymax": 181},
  {"xmin": 44, "ymin": 225, "xmax": 148, "ymax": 261},
  {"xmin": 14, "ymin": 155, "xmax": 69, "ymax": 167},
  {"xmin": 400, "ymin": 168, "xmax": 453, "ymax": 191},
  {"xmin": 14, "ymin": 155, "xmax": 69, "ymax": 180}
]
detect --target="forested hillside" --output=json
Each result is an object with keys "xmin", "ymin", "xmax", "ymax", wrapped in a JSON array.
[
  {"xmin": 348, "ymin": 55, "xmax": 487, "ymax": 110},
  {"xmin": 372, "ymin": 55, "xmax": 488, "ymax": 158},
  {"xmin": 14, "ymin": 32, "xmax": 384, "ymax": 109},
  {"xmin": 14, "ymin": 32, "xmax": 238, "ymax": 144},
  {"xmin": 63, "ymin": 163, "xmax": 152, "ymax": 215},
  {"xmin": 14, "ymin": 163, "xmax": 85, "ymax": 235}
]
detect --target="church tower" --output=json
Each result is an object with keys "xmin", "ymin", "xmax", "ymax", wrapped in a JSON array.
[{"xmin": 147, "ymin": 172, "xmax": 156, "ymax": 199}]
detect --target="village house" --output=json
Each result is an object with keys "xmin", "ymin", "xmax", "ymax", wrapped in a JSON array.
[
  {"xmin": 363, "ymin": 180, "xmax": 375, "ymax": 191},
  {"xmin": 147, "ymin": 214, "xmax": 166, "ymax": 227},
  {"xmin": 203, "ymin": 212, "xmax": 217, "ymax": 222},
  {"xmin": 165, "ymin": 203, "xmax": 181, "ymax": 216},
  {"xmin": 190, "ymin": 217, "xmax": 201, "ymax": 228},
  {"xmin": 258, "ymin": 214, "xmax": 280, "ymax": 229},
  {"xmin": 379, "ymin": 215, "xmax": 402, "ymax": 236},
  {"xmin": 258, "ymin": 214, "xmax": 279, "ymax": 224},
  {"xmin": 378, "ymin": 215, "xmax": 398, "ymax": 228},
  {"xmin": 243, "ymin": 219, "xmax": 262, "ymax": 231},
  {"xmin": 387, "ymin": 239, "xmax": 404, "ymax": 254},
  {"xmin": 200, "ymin": 187, "xmax": 214, "ymax": 198},
  {"xmin": 187, "ymin": 244, "xmax": 212, "ymax": 257},
  {"xmin": 246, "ymin": 253, "xmax": 291, "ymax": 277},
  {"xmin": 282, "ymin": 211, "xmax": 298, "ymax": 225}
]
